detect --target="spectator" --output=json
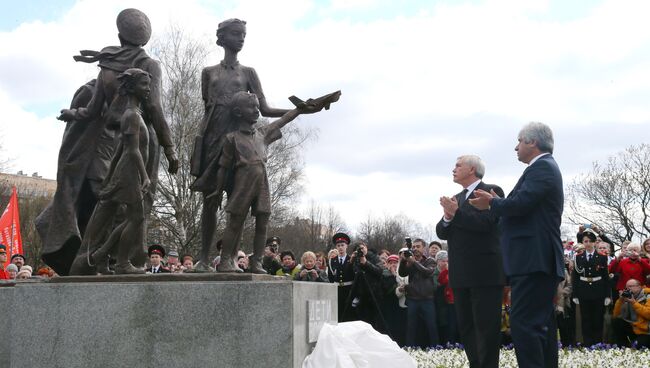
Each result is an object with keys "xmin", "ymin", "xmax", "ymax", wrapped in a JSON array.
[
  {"xmin": 294, "ymin": 251, "xmax": 327, "ymax": 282},
  {"xmin": 616, "ymin": 240, "xmax": 632, "ymax": 258},
  {"xmin": 145, "ymin": 244, "xmax": 171, "ymax": 273},
  {"xmin": 347, "ymin": 241, "xmax": 384, "ymax": 328},
  {"xmin": 377, "ymin": 249, "xmax": 390, "ymax": 269},
  {"xmin": 598, "ymin": 242, "xmax": 615, "ymax": 265},
  {"xmin": 428, "ymin": 241, "xmax": 442, "ymax": 260},
  {"xmin": 11, "ymin": 254, "xmax": 25, "ymax": 270},
  {"xmin": 394, "ymin": 251, "xmax": 409, "ymax": 309},
  {"xmin": 328, "ymin": 233, "xmax": 355, "ymax": 322},
  {"xmin": 613, "ymin": 278, "xmax": 650, "ymax": 348},
  {"xmin": 572, "ymin": 230, "xmax": 610, "ymax": 347},
  {"xmin": 0, "ymin": 244, "xmax": 9, "ymax": 279},
  {"xmin": 276, "ymin": 251, "xmax": 301, "ymax": 278},
  {"xmin": 262, "ymin": 237, "xmax": 282, "ymax": 275},
  {"xmin": 16, "ymin": 265, "xmax": 33, "ymax": 279},
  {"xmin": 167, "ymin": 250, "xmax": 180, "ymax": 273},
  {"xmin": 237, "ymin": 251, "xmax": 250, "ymax": 272},
  {"xmin": 556, "ymin": 258, "xmax": 575, "ymax": 347},
  {"xmin": 640, "ymin": 239, "xmax": 650, "ymax": 260},
  {"xmin": 181, "ymin": 254, "xmax": 194, "ymax": 272},
  {"xmin": 380, "ymin": 254, "xmax": 407, "ymax": 346},
  {"xmin": 36, "ymin": 267, "xmax": 52, "ymax": 278},
  {"xmin": 398, "ymin": 238, "xmax": 438, "ymax": 348},
  {"xmin": 563, "ymin": 240, "xmax": 575, "ymax": 261},
  {"xmin": 577, "ymin": 225, "xmax": 615, "ymax": 255},
  {"xmin": 433, "ymin": 251, "xmax": 458, "ymax": 344},
  {"xmin": 5, "ymin": 264, "xmax": 18, "ymax": 280},
  {"xmin": 609, "ymin": 243, "xmax": 650, "ymax": 291},
  {"xmin": 315, "ymin": 251, "xmax": 327, "ymax": 272}
]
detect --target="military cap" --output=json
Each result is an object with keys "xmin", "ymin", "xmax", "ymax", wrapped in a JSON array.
[
  {"xmin": 332, "ymin": 232, "xmax": 350, "ymax": 245},
  {"xmin": 148, "ymin": 244, "xmax": 166, "ymax": 258}
]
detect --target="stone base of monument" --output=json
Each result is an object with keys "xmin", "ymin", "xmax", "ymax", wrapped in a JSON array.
[{"xmin": 0, "ymin": 274, "xmax": 337, "ymax": 368}]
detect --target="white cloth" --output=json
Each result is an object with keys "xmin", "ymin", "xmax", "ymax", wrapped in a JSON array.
[{"xmin": 302, "ymin": 321, "xmax": 416, "ymax": 368}]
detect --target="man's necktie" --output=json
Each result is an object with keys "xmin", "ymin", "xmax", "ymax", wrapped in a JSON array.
[{"xmin": 458, "ymin": 188, "xmax": 468, "ymax": 207}]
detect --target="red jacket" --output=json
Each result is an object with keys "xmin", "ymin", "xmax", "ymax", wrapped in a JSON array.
[
  {"xmin": 0, "ymin": 269, "xmax": 9, "ymax": 280},
  {"xmin": 609, "ymin": 257, "xmax": 650, "ymax": 290},
  {"xmin": 437, "ymin": 269, "xmax": 454, "ymax": 304}
]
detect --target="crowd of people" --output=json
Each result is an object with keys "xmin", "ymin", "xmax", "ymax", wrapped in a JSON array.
[
  {"xmin": 5, "ymin": 225, "xmax": 648, "ymax": 352},
  {"xmin": 5, "ymin": 226, "xmax": 647, "ymax": 351}
]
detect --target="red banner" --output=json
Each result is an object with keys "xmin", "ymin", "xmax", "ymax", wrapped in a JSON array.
[{"xmin": 0, "ymin": 187, "xmax": 23, "ymax": 269}]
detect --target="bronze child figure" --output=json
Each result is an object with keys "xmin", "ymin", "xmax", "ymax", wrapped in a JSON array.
[
  {"xmin": 211, "ymin": 91, "xmax": 336, "ymax": 273},
  {"xmin": 85, "ymin": 68, "xmax": 153, "ymax": 274}
]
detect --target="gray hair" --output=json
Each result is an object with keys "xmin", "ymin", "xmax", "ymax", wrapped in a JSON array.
[
  {"xmin": 436, "ymin": 250, "xmax": 448, "ymax": 262},
  {"xmin": 5, "ymin": 264, "xmax": 18, "ymax": 272},
  {"xmin": 519, "ymin": 122, "xmax": 554, "ymax": 153},
  {"xmin": 458, "ymin": 155, "xmax": 485, "ymax": 179}
]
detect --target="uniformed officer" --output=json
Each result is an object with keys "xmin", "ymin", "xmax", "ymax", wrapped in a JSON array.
[
  {"xmin": 571, "ymin": 230, "xmax": 610, "ymax": 346},
  {"xmin": 327, "ymin": 232, "xmax": 354, "ymax": 321},
  {"xmin": 146, "ymin": 244, "xmax": 171, "ymax": 273}
]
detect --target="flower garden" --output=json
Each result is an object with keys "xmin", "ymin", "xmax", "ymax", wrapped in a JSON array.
[{"xmin": 406, "ymin": 344, "xmax": 650, "ymax": 367}]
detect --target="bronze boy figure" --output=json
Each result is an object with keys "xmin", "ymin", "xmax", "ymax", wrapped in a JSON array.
[{"xmin": 211, "ymin": 91, "xmax": 338, "ymax": 273}]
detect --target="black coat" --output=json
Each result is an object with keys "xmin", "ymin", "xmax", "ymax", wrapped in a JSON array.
[
  {"xmin": 328, "ymin": 255, "xmax": 354, "ymax": 284},
  {"xmin": 436, "ymin": 181, "xmax": 506, "ymax": 288},
  {"xmin": 572, "ymin": 251, "xmax": 609, "ymax": 301},
  {"xmin": 146, "ymin": 266, "xmax": 171, "ymax": 274}
]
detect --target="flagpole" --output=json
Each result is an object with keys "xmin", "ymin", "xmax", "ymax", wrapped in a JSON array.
[{"xmin": 11, "ymin": 186, "xmax": 16, "ymax": 257}]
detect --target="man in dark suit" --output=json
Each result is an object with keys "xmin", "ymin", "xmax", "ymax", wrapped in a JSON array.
[
  {"xmin": 327, "ymin": 232, "xmax": 354, "ymax": 321},
  {"xmin": 436, "ymin": 154, "xmax": 505, "ymax": 368},
  {"xmin": 470, "ymin": 122, "xmax": 564, "ymax": 368}
]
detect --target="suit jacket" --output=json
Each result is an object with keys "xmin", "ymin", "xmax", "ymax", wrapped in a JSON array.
[
  {"xmin": 436, "ymin": 181, "xmax": 506, "ymax": 288},
  {"xmin": 572, "ymin": 251, "xmax": 609, "ymax": 300},
  {"xmin": 490, "ymin": 154, "xmax": 565, "ymax": 279},
  {"xmin": 327, "ymin": 255, "xmax": 354, "ymax": 284},
  {"xmin": 146, "ymin": 266, "xmax": 171, "ymax": 274}
]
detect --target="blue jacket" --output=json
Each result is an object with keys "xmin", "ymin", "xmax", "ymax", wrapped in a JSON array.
[{"xmin": 490, "ymin": 154, "xmax": 565, "ymax": 279}]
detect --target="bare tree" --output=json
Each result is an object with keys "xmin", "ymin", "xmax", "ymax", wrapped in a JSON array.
[
  {"xmin": 262, "ymin": 201, "xmax": 346, "ymax": 257},
  {"xmin": 358, "ymin": 213, "xmax": 428, "ymax": 253},
  {"xmin": 148, "ymin": 26, "xmax": 317, "ymax": 258},
  {"xmin": 0, "ymin": 136, "xmax": 11, "ymax": 173},
  {"xmin": 567, "ymin": 143, "xmax": 650, "ymax": 244},
  {"xmin": 148, "ymin": 26, "xmax": 210, "ymax": 256}
]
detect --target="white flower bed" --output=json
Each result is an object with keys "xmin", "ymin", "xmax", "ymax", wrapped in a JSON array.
[{"xmin": 406, "ymin": 346, "xmax": 650, "ymax": 367}]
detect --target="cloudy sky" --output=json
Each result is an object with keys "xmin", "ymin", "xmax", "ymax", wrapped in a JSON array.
[{"xmin": 1, "ymin": 0, "xmax": 649, "ymax": 235}]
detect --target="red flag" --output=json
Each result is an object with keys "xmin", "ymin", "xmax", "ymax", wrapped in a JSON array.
[{"xmin": 0, "ymin": 186, "xmax": 23, "ymax": 269}]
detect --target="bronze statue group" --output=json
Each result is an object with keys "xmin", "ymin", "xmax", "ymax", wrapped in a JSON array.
[{"xmin": 38, "ymin": 9, "xmax": 338, "ymax": 277}]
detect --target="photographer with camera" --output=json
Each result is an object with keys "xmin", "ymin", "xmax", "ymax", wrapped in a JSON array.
[
  {"xmin": 398, "ymin": 237, "xmax": 438, "ymax": 348},
  {"xmin": 613, "ymin": 278, "xmax": 650, "ymax": 348},
  {"xmin": 345, "ymin": 241, "xmax": 385, "ymax": 329},
  {"xmin": 262, "ymin": 236, "xmax": 282, "ymax": 275}
]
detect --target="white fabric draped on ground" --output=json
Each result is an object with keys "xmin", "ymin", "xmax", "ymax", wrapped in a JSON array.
[{"xmin": 302, "ymin": 321, "xmax": 416, "ymax": 368}]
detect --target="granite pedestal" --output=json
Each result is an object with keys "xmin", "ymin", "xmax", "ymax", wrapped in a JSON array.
[{"xmin": 1, "ymin": 274, "xmax": 337, "ymax": 368}]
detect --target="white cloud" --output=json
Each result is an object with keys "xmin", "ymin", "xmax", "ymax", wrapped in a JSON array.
[{"xmin": 1, "ymin": 0, "xmax": 650, "ymax": 232}]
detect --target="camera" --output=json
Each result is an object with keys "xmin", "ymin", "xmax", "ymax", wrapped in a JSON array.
[
  {"xmin": 403, "ymin": 237, "xmax": 413, "ymax": 258},
  {"xmin": 622, "ymin": 288, "xmax": 633, "ymax": 299},
  {"xmin": 355, "ymin": 247, "xmax": 364, "ymax": 259},
  {"xmin": 583, "ymin": 223, "xmax": 592, "ymax": 229}
]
